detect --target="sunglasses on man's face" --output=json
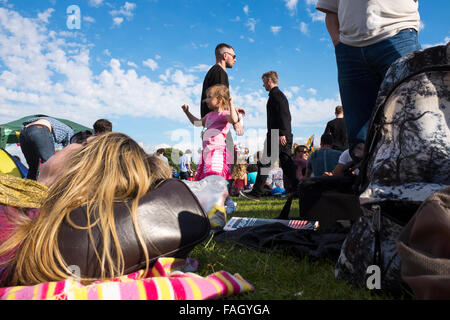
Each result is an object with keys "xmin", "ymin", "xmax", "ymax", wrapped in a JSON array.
[{"xmin": 224, "ymin": 52, "xmax": 236, "ymax": 59}]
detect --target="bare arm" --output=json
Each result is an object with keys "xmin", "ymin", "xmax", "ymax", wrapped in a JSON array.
[
  {"xmin": 182, "ymin": 104, "xmax": 205, "ymax": 127},
  {"xmin": 323, "ymin": 163, "xmax": 345, "ymax": 176},
  {"xmin": 226, "ymin": 99, "xmax": 239, "ymax": 125},
  {"xmin": 325, "ymin": 12, "xmax": 340, "ymax": 46}
]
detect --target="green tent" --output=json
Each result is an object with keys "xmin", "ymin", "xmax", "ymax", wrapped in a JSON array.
[{"xmin": 0, "ymin": 115, "xmax": 93, "ymax": 148}]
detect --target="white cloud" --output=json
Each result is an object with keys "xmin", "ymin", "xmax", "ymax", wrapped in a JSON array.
[
  {"xmin": 307, "ymin": 88, "xmax": 317, "ymax": 95},
  {"xmin": 298, "ymin": 22, "xmax": 308, "ymax": 34},
  {"xmin": 88, "ymin": 0, "xmax": 103, "ymax": 7},
  {"xmin": 243, "ymin": 5, "xmax": 249, "ymax": 15},
  {"xmin": 0, "ymin": 7, "xmax": 202, "ymax": 126},
  {"xmin": 419, "ymin": 21, "xmax": 425, "ymax": 31},
  {"xmin": 123, "ymin": 2, "xmax": 136, "ymax": 12},
  {"xmin": 37, "ymin": 8, "xmax": 54, "ymax": 23},
  {"xmin": 245, "ymin": 18, "xmax": 258, "ymax": 32},
  {"xmin": 112, "ymin": 17, "xmax": 124, "ymax": 26},
  {"xmin": 171, "ymin": 70, "xmax": 197, "ymax": 87},
  {"xmin": 143, "ymin": 58, "xmax": 158, "ymax": 71},
  {"xmin": 83, "ymin": 16, "xmax": 95, "ymax": 23},
  {"xmin": 283, "ymin": 0, "xmax": 298, "ymax": 15},
  {"xmin": 110, "ymin": 2, "xmax": 136, "ymax": 26},
  {"xmin": 188, "ymin": 64, "xmax": 211, "ymax": 73},
  {"xmin": 270, "ymin": 26, "xmax": 282, "ymax": 35},
  {"xmin": 127, "ymin": 61, "xmax": 137, "ymax": 68},
  {"xmin": 304, "ymin": 0, "xmax": 318, "ymax": 5},
  {"xmin": 307, "ymin": 8, "xmax": 325, "ymax": 22},
  {"xmin": 0, "ymin": 0, "xmax": 13, "ymax": 9},
  {"xmin": 289, "ymin": 86, "xmax": 300, "ymax": 94}
]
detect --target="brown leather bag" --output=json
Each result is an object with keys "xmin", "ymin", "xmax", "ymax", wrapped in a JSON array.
[
  {"xmin": 58, "ymin": 179, "xmax": 210, "ymax": 278},
  {"xmin": 397, "ymin": 186, "xmax": 450, "ymax": 299}
]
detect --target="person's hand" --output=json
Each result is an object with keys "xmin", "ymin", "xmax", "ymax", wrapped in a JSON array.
[
  {"xmin": 234, "ymin": 122, "xmax": 244, "ymax": 135},
  {"xmin": 235, "ymin": 107, "xmax": 246, "ymax": 116},
  {"xmin": 323, "ymin": 171, "xmax": 334, "ymax": 176},
  {"xmin": 333, "ymin": 39, "xmax": 340, "ymax": 47},
  {"xmin": 279, "ymin": 135, "xmax": 287, "ymax": 147},
  {"xmin": 181, "ymin": 104, "xmax": 189, "ymax": 112}
]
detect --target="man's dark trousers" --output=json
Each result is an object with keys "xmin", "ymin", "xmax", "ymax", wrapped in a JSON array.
[{"xmin": 19, "ymin": 125, "xmax": 55, "ymax": 180}]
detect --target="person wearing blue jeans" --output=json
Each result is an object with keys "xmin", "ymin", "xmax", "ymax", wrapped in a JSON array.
[
  {"xmin": 316, "ymin": 0, "xmax": 421, "ymax": 151},
  {"xmin": 20, "ymin": 117, "xmax": 74, "ymax": 180}
]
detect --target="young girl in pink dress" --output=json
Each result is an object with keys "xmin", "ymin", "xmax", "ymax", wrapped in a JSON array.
[{"xmin": 182, "ymin": 84, "xmax": 241, "ymax": 181}]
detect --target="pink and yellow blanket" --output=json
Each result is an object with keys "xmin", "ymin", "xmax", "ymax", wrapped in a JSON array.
[{"xmin": 0, "ymin": 257, "xmax": 254, "ymax": 300}]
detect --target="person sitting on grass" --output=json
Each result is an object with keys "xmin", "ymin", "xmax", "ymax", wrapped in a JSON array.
[
  {"xmin": 230, "ymin": 162, "xmax": 248, "ymax": 197},
  {"xmin": 292, "ymin": 145, "xmax": 309, "ymax": 180},
  {"xmin": 304, "ymin": 133, "xmax": 342, "ymax": 178},
  {"xmin": 323, "ymin": 142, "xmax": 364, "ymax": 176},
  {"xmin": 265, "ymin": 161, "xmax": 286, "ymax": 196}
]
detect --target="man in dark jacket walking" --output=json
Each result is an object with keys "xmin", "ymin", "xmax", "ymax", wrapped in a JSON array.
[{"xmin": 240, "ymin": 71, "xmax": 298, "ymax": 201}]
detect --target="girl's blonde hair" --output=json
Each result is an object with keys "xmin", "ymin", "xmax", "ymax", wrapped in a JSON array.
[
  {"xmin": 206, "ymin": 84, "xmax": 231, "ymax": 111},
  {"xmin": 232, "ymin": 163, "xmax": 247, "ymax": 180},
  {"xmin": 0, "ymin": 132, "xmax": 171, "ymax": 286}
]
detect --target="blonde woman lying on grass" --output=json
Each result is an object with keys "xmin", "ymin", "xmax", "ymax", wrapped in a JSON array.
[{"xmin": 0, "ymin": 132, "xmax": 173, "ymax": 287}]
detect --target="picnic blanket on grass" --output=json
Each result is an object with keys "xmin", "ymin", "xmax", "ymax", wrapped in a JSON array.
[
  {"xmin": 215, "ymin": 222, "xmax": 349, "ymax": 261},
  {"xmin": 0, "ymin": 257, "xmax": 253, "ymax": 300}
]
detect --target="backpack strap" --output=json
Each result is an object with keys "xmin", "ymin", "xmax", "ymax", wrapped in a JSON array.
[{"xmin": 277, "ymin": 194, "xmax": 295, "ymax": 220}]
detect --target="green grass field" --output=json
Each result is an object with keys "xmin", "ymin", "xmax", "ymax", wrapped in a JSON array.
[{"xmin": 191, "ymin": 196, "xmax": 407, "ymax": 300}]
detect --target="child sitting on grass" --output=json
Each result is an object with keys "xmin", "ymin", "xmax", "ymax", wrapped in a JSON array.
[{"xmin": 231, "ymin": 163, "xmax": 247, "ymax": 197}]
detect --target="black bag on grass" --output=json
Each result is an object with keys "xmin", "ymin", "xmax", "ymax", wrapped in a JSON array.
[
  {"xmin": 335, "ymin": 43, "xmax": 450, "ymax": 294},
  {"xmin": 277, "ymin": 162, "xmax": 362, "ymax": 229}
]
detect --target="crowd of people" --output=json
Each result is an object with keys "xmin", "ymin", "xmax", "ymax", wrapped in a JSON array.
[{"xmin": 0, "ymin": 1, "xmax": 427, "ymax": 293}]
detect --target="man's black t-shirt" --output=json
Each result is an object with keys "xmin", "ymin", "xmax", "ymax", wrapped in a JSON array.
[
  {"xmin": 324, "ymin": 118, "xmax": 348, "ymax": 151},
  {"xmin": 200, "ymin": 64, "xmax": 229, "ymax": 118}
]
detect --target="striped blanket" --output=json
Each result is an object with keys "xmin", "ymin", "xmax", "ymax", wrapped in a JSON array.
[{"xmin": 0, "ymin": 257, "xmax": 254, "ymax": 300}]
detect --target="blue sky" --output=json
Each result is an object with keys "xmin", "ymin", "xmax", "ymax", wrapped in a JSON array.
[{"xmin": 1, "ymin": 0, "xmax": 449, "ymax": 161}]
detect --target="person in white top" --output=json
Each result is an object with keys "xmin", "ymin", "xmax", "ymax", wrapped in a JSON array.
[
  {"xmin": 324, "ymin": 142, "xmax": 364, "ymax": 176},
  {"xmin": 179, "ymin": 150, "xmax": 192, "ymax": 180},
  {"xmin": 155, "ymin": 148, "xmax": 169, "ymax": 164},
  {"xmin": 316, "ymin": 0, "xmax": 421, "ymax": 152}
]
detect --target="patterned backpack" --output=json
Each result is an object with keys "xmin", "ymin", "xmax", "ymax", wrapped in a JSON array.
[{"xmin": 335, "ymin": 42, "xmax": 450, "ymax": 294}]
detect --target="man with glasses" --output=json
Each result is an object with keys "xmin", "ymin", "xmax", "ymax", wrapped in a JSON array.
[
  {"xmin": 200, "ymin": 43, "xmax": 236, "ymax": 118},
  {"xmin": 199, "ymin": 43, "xmax": 240, "ymax": 184}
]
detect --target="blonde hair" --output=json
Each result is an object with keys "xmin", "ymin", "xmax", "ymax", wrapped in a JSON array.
[
  {"xmin": 232, "ymin": 163, "xmax": 247, "ymax": 180},
  {"xmin": 206, "ymin": 84, "xmax": 231, "ymax": 111},
  {"xmin": 0, "ymin": 132, "xmax": 171, "ymax": 286}
]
